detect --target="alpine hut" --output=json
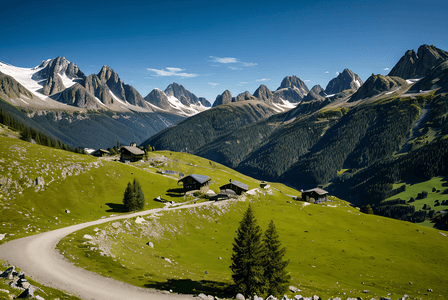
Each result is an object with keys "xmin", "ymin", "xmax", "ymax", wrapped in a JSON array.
[
  {"xmin": 178, "ymin": 174, "xmax": 211, "ymax": 191},
  {"xmin": 219, "ymin": 180, "xmax": 249, "ymax": 195},
  {"xmin": 302, "ymin": 188, "xmax": 328, "ymax": 203},
  {"xmin": 120, "ymin": 143, "xmax": 145, "ymax": 162}
]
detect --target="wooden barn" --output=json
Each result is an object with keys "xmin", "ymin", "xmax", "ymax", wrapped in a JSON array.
[
  {"xmin": 178, "ymin": 174, "xmax": 211, "ymax": 191},
  {"xmin": 302, "ymin": 188, "xmax": 328, "ymax": 203},
  {"xmin": 220, "ymin": 180, "xmax": 249, "ymax": 195},
  {"xmin": 120, "ymin": 144, "xmax": 145, "ymax": 162}
]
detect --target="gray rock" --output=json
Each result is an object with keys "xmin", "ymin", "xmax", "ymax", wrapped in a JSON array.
[
  {"xmin": 197, "ymin": 293, "xmax": 208, "ymax": 299},
  {"xmin": 293, "ymin": 296, "xmax": 304, "ymax": 300},
  {"xmin": 213, "ymin": 90, "xmax": 233, "ymax": 107},
  {"xmin": 235, "ymin": 293, "xmax": 245, "ymax": 300},
  {"xmin": 325, "ymin": 69, "xmax": 363, "ymax": 95},
  {"xmin": 0, "ymin": 266, "xmax": 15, "ymax": 278},
  {"xmin": 289, "ymin": 285, "xmax": 299, "ymax": 293},
  {"xmin": 266, "ymin": 295, "xmax": 277, "ymax": 300},
  {"xmin": 146, "ymin": 241, "xmax": 154, "ymax": 248}
]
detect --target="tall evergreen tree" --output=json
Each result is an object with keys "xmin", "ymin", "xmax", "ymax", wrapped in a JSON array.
[
  {"xmin": 123, "ymin": 179, "xmax": 145, "ymax": 211},
  {"xmin": 123, "ymin": 182, "xmax": 135, "ymax": 211},
  {"xmin": 133, "ymin": 179, "xmax": 145, "ymax": 210},
  {"xmin": 230, "ymin": 205, "xmax": 264, "ymax": 298},
  {"xmin": 262, "ymin": 220, "xmax": 290, "ymax": 297}
]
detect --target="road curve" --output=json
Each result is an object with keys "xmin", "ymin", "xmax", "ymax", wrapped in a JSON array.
[{"xmin": 0, "ymin": 202, "xmax": 217, "ymax": 300}]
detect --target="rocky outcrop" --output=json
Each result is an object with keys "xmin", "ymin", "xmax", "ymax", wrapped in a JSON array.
[
  {"xmin": 302, "ymin": 85, "xmax": 327, "ymax": 101},
  {"xmin": 213, "ymin": 90, "xmax": 233, "ymax": 107},
  {"xmin": 325, "ymin": 69, "xmax": 363, "ymax": 95},
  {"xmin": 198, "ymin": 97, "xmax": 211, "ymax": 107},
  {"xmin": 0, "ymin": 72, "xmax": 34, "ymax": 99},
  {"xmin": 35, "ymin": 57, "xmax": 85, "ymax": 95},
  {"xmin": 254, "ymin": 85, "xmax": 280, "ymax": 103},
  {"xmin": 234, "ymin": 91, "xmax": 256, "ymax": 102},
  {"xmin": 84, "ymin": 74, "xmax": 113, "ymax": 105},
  {"xmin": 144, "ymin": 88, "xmax": 171, "ymax": 110},
  {"xmin": 165, "ymin": 82, "xmax": 200, "ymax": 106},
  {"xmin": 389, "ymin": 44, "xmax": 448, "ymax": 79},
  {"xmin": 349, "ymin": 74, "xmax": 406, "ymax": 102},
  {"xmin": 413, "ymin": 60, "xmax": 448, "ymax": 94},
  {"xmin": 276, "ymin": 75, "xmax": 309, "ymax": 102},
  {"xmin": 61, "ymin": 83, "xmax": 103, "ymax": 109},
  {"xmin": 97, "ymin": 65, "xmax": 150, "ymax": 108}
]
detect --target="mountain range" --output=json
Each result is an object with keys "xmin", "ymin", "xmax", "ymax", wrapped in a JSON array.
[
  {"xmin": 2, "ymin": 44, "xmax": 448, "ymax": 209},
  {"xmin": 143, "ymin": 44, "xmax": 448, "ymax": 208}
]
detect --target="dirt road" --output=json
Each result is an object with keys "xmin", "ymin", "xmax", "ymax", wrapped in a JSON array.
[{"xmin": 0, "ymin": 202, "xmax": 218, "ymax": 300}]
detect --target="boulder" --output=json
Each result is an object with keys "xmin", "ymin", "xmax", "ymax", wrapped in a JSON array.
[
  {"xmin": 83, "ymin": 234, "xmax": 93, "ymax": 240},
  {"xmin": 294, "ymin": 296, "xmax": 304, "ymax": 300},
  {"xmin": 235, "ymin": 294, "xmax": 245, "ymax": 300},
  {"xmin": 266, "ymin": 296, "xmax": 277, "ymax": 300},
  {"xmin": 0, "ymin": 266, "xmax": 15, "ymax": 278},
  {"xmin": 146, "ymin": 241, "xmax": 154, "ymax": 248},
  {"xmin": 197, "ymin": 293, "xmax": 208, "ymax": 299},
  {"xmin": 289, "ymin": 286, "xmax": 299, "ymax": 293}
]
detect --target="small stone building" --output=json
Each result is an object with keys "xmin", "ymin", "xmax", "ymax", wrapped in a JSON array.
[
  {"xmin": 178, "ymin": 174, "xmax": 211, "ymax": 191},
  {"xmin": 302, "ymin": 188, "xmax": 328, "ymax": 203},
  {"xmin": 120, "ymin": 144, "xmax": 145, "ymax": 162},
  {"xmin": 219, "ymin": 180, "xmax": 249, "ymax": 195}
]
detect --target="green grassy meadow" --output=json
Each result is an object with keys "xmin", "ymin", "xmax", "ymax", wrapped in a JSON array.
[
  {"xmin": 386, "ymin": 177, "xmax": 448, "ymax": 227},
  {"xmin": 58, "ymin": 190, "xmax": 448, "ymax": 299},
  {"xmin": 2, "ymin": 133, "xmax": 448, "ymax": 299}
]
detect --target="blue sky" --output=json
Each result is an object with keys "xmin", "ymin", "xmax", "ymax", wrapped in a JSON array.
[{"xmin": 1, "ymin": 0, "xmax": 448, "ymax": 103}]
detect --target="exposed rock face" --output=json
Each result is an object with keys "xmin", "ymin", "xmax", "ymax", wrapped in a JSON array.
[
  {"xmin": 234, "ymin": 91, "xmax": 256, "ymax": 102},
  {"xmin": 84, "ymin": 74, "xmax": 112, "ymax": 105},
  {"xmin": 413, "ymin": 60, "xmax": 448, "ymax": 94},
  {"xmin": 276, "ymin": 75, "xmax": 309, "ymax": 102},
  {"xmin": 0, "ymin": 72, "xmax": 34, "ymax": 99},
  {"xmin": 35, "ymin": 57, "xmax": 85, "ymax": 95},
  {"xmin": 253, "ymin": 84, "xmax": 279, "ymax": 103},
  {"xmin": 325, "ymin": 69, "xmax": 363, "ymax": 95},
  {"xmin": 198, "ymin": 97, "xmax": 211, "ymax": 107},
  {"xmin": 62, "ymin": 83, "xmax": 102, "ymax": 109},
  {"xmin": 97, "ymin": 65, "xmax": 149, "ymax": 108},
  {"xmin": 165, "ymin": 82, "xmax": 200, "ymax": 106},
  {"xmin": 389, "ymin": 44, "xmax": 448, "ymax": 79},
  {"xmin": 349, "ymin": 74, "xmax": 406, "ymax": 102},
  {"xmin": 144, "ymin": 88, "xmax": 170, "ymax": 110},
  {"xmin": 302, "ymin": 85, "xmax": 327, "ymax": 101},
  {"xmin": 213, "ymin": 90, "xmax": 233, "ymax": 107}
]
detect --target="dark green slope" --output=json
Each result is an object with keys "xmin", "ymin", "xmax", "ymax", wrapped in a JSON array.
[
  {"xmin": 28, "ymin": 110, "xmax": 185, "ymax": 149},
  {"xmin": 142, "ymin": 100, "xmax": 278, "ymax": 153}
]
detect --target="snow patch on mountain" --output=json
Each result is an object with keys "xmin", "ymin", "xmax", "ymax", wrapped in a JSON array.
[
  {"xmin": 0, "ymin": 61, "xmax": 48, "ymax": 100},
  {"xmin": 272, "ymin": 98, "xmax": 299, "ymax": 112},
  {"xmin": 166, "ymin": 95, "xmax": 210, "ymax": 116}
]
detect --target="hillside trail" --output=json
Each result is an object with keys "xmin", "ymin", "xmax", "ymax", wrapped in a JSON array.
[{"xmin": 0, "ymin": 201, "xmax": 222, "ymax": 300}]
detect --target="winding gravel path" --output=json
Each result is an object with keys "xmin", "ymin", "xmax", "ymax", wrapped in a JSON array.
[{"xmin": 0, "ymin": 201, "xmax": 218, "ymax": 300}]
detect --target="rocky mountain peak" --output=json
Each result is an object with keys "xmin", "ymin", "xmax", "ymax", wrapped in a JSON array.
[
  {"xmin": 302, "ymin": 84, "xmax": 327, "ymax": 102},
  {"xmin": 212, "ymin": 90, "xmax": 233, "ymax": 107},
  {"xmin": 388, "ymin": 44, "xmax": 448, "ymax": 79},
  {"xmin": 165, "ymin": 82, "xmax": 200, "ymax": 106},
  {"xmin": 144, "ymin": 88, "xmax": 170, "ymax": 110},
  {"xmin": 33, "ymin": 57, "xmax": 85, "ymax": 96},
  {"xmin": 324, "ymin": 69, "xmax": 363, "ymax": 95},
  {"xmin": 253, "ymin": 84, "xmax": 275, "ymax": 103}
]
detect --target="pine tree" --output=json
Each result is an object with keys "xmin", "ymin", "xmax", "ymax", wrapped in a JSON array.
[
  {"xmin": 133, "ymin": 179, "xmax": 145, "ymax": 210},
  {"xmin": 123, "ymin": 182, "xmax": 135, "ymax": 211},
  {"xmin": 123, "ymin": 180, "xmax": 145, "ymax": 211},
  {"xmin": 262, "ymin": 220, "xmax": 290, "ymax": 297},
  {"xmin": 230, "ymin": 205, "xmax": 264, "ymax": 298}
]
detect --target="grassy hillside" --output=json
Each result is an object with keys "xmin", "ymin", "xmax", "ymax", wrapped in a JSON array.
[{"xmin": 58, "ymin": 188, "xmax": 448, "ymax": 299}]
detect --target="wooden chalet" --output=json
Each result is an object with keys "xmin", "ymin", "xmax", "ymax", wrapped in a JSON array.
[
  {"xmin": 302, "ymin": 188, "xmax": 328, "ymax": 203},
  {"xmin": 91, "ymin": 149, "xmax": 110, "ymax": 157},
  {"xmin": 178, "ymin": 174, "xmax": 211, "ymax": 191},
  {"xmin": 219, "ymin": 180, "xmax": 249, "ymax": 195},
  {"xmin": 120, "ymin": 144, "xmax": 145, "ymax": 162}
]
